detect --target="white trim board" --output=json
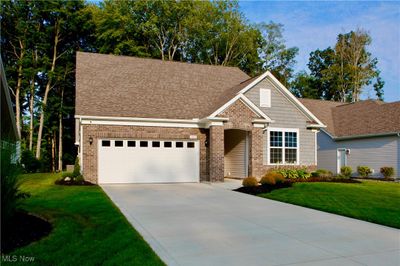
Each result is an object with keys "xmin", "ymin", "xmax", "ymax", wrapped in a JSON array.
[{"xmin": 208, "ymin": 94, "xmax": 273, "ymax": 122}]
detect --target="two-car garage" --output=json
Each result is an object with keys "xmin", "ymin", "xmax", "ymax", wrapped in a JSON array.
[{"xmin": 98, "ymin": 139, "xmax": 200, "ymax": 184}]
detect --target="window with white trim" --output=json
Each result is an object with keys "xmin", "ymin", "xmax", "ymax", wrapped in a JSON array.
[
  {"xmin": 260, "ymin": 88, "xmax": 271, "ymax": 107},
  {"xmin": 268, "ymin": 128, "xmax": 299, "ymax": 164}
]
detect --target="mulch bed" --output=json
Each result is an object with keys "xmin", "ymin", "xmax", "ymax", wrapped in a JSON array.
[
  {"xmin": 234, "ymin": 177, "xmax": 361, "ymax": 195},
  {"xmin": 1, "ymin": 212, "xmax": 52, "ymax": 254},
  {"xmin": 55, "ymin": 179, "xmax": 94, "ymax": 186},
  {"xmin": 234, "ymin": 181, "xmax": 292, "ymax": 195}
]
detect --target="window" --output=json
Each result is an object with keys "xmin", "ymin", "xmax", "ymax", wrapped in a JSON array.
[
  {"xmin": 176, "ymin": 142, "xmax": 184, "ymax": 148},
  {"xmin": 187, "ymin": 142, "xmax": 195, "ymax": 148},
  {"xmin": 268, "ymin": 129, "xmax": 298, "ymax": 164},
  {"xmin": 115, "ymin": 140, "xmax": 123, "ymax": 147},
  {"xmin": 127, "ymin": 141, "xmax": 136, "ymax": 147},
  {"xmin": 152, "ymin": 141, "xmax": 160, "ymax": 148},
  {"xmin": 260, "ymin": 88, "xmax": 271, "ymax": 108},
  {"xmin": 140, "ymin": 141, "xmax": 148, "ymax": 147},
  {"xmin": 102, "ymin": 140, "xmax": 111, "ymax": 147},
  {"xmin": 164, "ymin": 141, "xmax": 172, "ymax": 148}
]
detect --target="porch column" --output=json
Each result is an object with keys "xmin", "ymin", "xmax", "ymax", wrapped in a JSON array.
[
  {"xmin": 209, "ymin": 125, "xmax": 224, "ymax": 182},
  {"xmin": 249, "ymin": 127, "xmax": 264, "ymax": 178}
]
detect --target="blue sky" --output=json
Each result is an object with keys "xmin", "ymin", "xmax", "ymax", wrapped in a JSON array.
[{"xmin": 240, "ymin": 0, "xmax": 400, "ymax": 102}]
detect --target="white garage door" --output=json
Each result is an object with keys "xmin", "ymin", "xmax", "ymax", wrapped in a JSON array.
[{"xmin": 98, "ymin": 139, "xmax": 200, "ymax": 184}]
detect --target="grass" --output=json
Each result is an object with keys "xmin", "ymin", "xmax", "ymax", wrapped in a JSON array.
[
  {"xmin": 259, "ymin": 180, "xmax": 400, "ymax": 228},
  {"xmin": 3, "ymin": 173, "xmax": 164, "ymax": 266}
]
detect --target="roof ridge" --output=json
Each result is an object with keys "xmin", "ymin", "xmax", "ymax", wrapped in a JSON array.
[{"xmin": 77, "ymin": 51, "xmax": 247, "ymax": 72}]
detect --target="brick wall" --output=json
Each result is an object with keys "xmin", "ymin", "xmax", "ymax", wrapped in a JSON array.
[
  {"xmin": 218, "ymin": 100, "xmax": 260, "ymax": 131},
  {"xmin": 82, "ymin": 124, "xmax": 209, "ymax": 183},
  {"xmin": 209, "ymin": 126, "xmax": 224, "ymax": 182}
]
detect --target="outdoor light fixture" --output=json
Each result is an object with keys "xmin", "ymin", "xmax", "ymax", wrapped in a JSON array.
[{"xmin": 89, "ymin": 136, "xmax": 93, "ymax": 145}]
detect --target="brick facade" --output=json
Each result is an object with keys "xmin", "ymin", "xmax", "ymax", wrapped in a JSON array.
[
  {"xmin": 209, "ymin": 126, "xmax": 224, "ymax": 182},
  {"xmin": 82, "ymin": 125, "xmax": 209, "ymax": 183},
  {"xmin": 80, "ymin": 99, "xmax": 315, "ymax": 183}
]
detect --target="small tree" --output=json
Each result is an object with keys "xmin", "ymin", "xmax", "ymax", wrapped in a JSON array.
[{"xmin": 72, "ymin": 157, "xmax": 81, "ymax": 177}]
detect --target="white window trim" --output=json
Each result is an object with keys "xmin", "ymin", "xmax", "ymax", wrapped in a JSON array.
[
  {"xmin": 336, "ymin": 148, "xmax": 347, "ymax": 174},
  {"xmin": 266, "ymin": 127, "xmax": 300, "ymax": 165}
]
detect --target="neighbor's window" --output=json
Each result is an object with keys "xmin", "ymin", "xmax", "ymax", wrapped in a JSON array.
[
  {"xmin": 140, "ymin": 141, "xmax": 148, "ymax": 147},
  {"xmin": 127, "ymin": 141, "xmax": 136, "ymax": 147},
  {"xmin": 164, "ymin": 141, "xmax": 172, "ymax": 148},
  {"xmin": 152, "ymin": 141, "xmax": 160, "ymax": 148},
  {"xmin": 268, "ymin": 129, "xmax": 298, "ymax": 164},
  {"xmin": 176, "ymin": 142, "xmax": 184, "ymax": 148}
]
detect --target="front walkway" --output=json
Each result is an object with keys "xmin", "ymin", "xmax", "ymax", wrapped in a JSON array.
[{"xmin": 102, "ymin": 182, "xmax": 399, "ymax": 266}]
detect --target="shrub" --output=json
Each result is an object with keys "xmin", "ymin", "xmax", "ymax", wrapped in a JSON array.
[
  {"xmin": 340, "ymin": 166, "xmax": 352, "ymax": 178},
  {"xmin": 260, "ymin": 174, "xmax": 276, "ymax": 185},
  {"xmin": 380, "ymin": 167, "xmax": 395, "ymax": 178},
  {"xmin": 273, "ymin": 172, "xmax": 285, "ymax": 183},
  {"xmin": 20, "ymin": 150, "xmax": 40, "ymax": 173},
  {"xmin": 72, "ymin": 157, "xmax": 81, "ymax": 177},
  {"xmin": 277, "ymin": 169, "xmax": 298, "ymax": 179},
  {"xmin": 1, "ymin": 144, "xmax": 28, "ymax": 232},
  {"xmin": 61, "ymin": 171, "xmax": 74, "ymax": 178},
  {"xmin": 312, "ymin": 169, "xmax": 333, "ymax": 178},
  {"xmin": 242, "ymin": 176, "xmax": 258, "ymax": 187},
  {"xmin": 357, "ymin": 166, "xmax": 372, "ymax": 177},
  {"xmin": 297, "ymin": 169, "xmax": 311, "ymax": 179}
]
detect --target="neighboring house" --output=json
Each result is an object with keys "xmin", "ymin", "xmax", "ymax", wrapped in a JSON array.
[
  {"xmin": 300, "ymin": 99, "xmax": 400, "ymax": 177},
  {"xmin": 1, "ymin": 57, "xmax": 20, "ymax": 158},
  {"xmin": 75, "ymin": 52, "xmax": 324, "ymax": 184}
]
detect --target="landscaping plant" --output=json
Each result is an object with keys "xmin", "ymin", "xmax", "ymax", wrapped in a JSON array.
[
  {"xmin": 340, "ymin": 166, "xmax": 352, "ymax": 178},
  {"xmin": 1, "ymin": 145, "xmax": 28, "ymax": 233},
  {"xmin": 242, "ymin": 177, "xmax": 258, "ymax": 187},
  {"xmin": 312, "ymin": 169, "xmax": 333, "ymax": 178},
  {"xmin": 357, "ymin": 166, "xmax": 372, "ymax": 177},
  {"xmin": 260, "ymin": 173, "xmax": 276, "ymax": 185},
  {"xmin": 380, "ymin": 167, "xmax": 395, "ymax": 179}
]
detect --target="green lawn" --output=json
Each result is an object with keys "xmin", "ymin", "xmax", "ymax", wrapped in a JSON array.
[
  {"xmin": 260, "ymin": 180, "xmax": 400, "ymax": 228},
  {"xmin": 4, "ymin": 173, "xmax": 164, "ymax": 266}
]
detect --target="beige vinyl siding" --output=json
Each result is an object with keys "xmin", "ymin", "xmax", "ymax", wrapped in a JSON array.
[
  {"xmin": 224, "ymin": 130, "xmax": 247, "ymax": 178},
  {"xmin": 244, "ymin": 77, "xmax": 316, "ymax": 166},
  {"xmin": 318, "ymin": 131, "xmax": 399, "ymax": 177}
]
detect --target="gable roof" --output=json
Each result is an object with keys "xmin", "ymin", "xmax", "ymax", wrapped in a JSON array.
[
  {"xmin": 299, "ymin": 98, "xmax": 400, "ymax": 138},
  {"xmin": 76, "ymin": 52, "xmax": 250, "ymax": 119}
]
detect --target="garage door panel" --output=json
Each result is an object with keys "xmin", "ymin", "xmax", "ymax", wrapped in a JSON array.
[{"xmin": 98, "ymin": 139, "xmax": 199, "ymax": 183}]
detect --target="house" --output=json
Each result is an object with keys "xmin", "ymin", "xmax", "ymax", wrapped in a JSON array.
[
  {"xmin": 1, "ymin": 57, "xmax": 20, "ymax": 157},
  {"xmin": 75, "ymin": 52, "xmax": 325, "ymax": 184},
  {"xmin": 300, "ymin": 98, "xmax": 400, "ymax": 177}
]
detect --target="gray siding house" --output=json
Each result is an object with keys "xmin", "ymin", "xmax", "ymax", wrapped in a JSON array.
[
  {"xmin": 75, "ymin": 52, "xmax": 325, "ymax": 184},
  {"xmin": 301, "ymin": 99, "xmax": 400, "ymax": 178}
]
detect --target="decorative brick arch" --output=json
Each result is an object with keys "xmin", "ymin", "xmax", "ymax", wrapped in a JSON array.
[{"xmin": 217, "ymin": 99, "xmax": 261, "ymax": 131}]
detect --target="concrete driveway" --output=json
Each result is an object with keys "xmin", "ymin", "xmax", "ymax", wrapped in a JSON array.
[{"xmin": 102, "ymin": 181, "xmax": 399, "ymax": 266}]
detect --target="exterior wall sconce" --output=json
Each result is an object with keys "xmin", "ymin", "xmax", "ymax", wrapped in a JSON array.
[{"xmin": 89, "ymin": 136, "xmax": 93, "ymax": 145}]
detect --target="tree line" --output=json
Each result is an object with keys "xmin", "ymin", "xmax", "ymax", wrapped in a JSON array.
[{"xmin": 0, "ymin": 0, "xmax": 383, "ymax": 171}]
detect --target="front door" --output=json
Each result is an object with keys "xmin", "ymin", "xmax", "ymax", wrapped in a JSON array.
[{"xmin": 337, "ymin": 148, "xmax": 347, "ymax": 174}]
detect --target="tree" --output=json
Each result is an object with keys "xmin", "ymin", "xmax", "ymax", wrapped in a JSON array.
[
  {"xmin": 258, "ymin": 22, "xmax": 299, "ymax": 87},
  {"xmin": 373, "ymin": 73, "xmax": 384, "ymax": 101},
  {"xmin": 291, "ymin": 71, "xmax": 318, "ymax": 99}
]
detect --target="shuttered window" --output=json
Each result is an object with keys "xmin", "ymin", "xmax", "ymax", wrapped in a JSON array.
[{"xmin": 260, "ymin": 88, "xmax": 271, "ymax": 108}]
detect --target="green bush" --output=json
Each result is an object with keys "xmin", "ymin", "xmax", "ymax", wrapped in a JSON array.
[
  {"xmin": 72, "ymin": 157, "xmax": 81, "ymax": 177},
  {"xmin": 21, "ymin": 149, "xmax": 40, "ymax": 173},
  {"xmin": 61, "ymin": 171, "xmax": 74, "ymax": 178},
  {"xmin": 260, "ymin": 174, "xmax": 276, "ymax": 185},
  {"xmin": 380, "ymin": 167, "xmax": 394, "ymax": 178},
  {"xmin": 297, "ymin": 169, "xmax": 311, "ymax": 179},
  {"xmin": 1, "ymin": 144, "xmax": 28, "ymax": 232},
  {"xmin": 357, "ymin": 166, "xmax": 372, "ymax": 177},
  {"xmin": 312, "ymin": 169, "xmax": 333, "ymax": 178},
  {"xmin": 340, "ymin": 166, "xmax": 352, "ymax": 178},
  {"xmin": 242, "ymin": 177, "xmax": 258, "ymax": 187}
]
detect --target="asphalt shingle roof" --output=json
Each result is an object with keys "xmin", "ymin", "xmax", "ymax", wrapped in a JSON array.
[
  {"xmin": 299, "ymin": 98, "xmax": 400, "ymax": 138},
  {"xmin": 76, "ymin": 52, "xmax": 251, "ymax": 119}
]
